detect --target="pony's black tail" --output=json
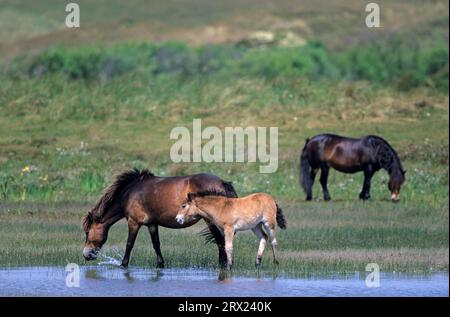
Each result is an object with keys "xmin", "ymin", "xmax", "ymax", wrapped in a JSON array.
[
  {"xmin": 300, "ymin": 139, "xmax": 312, "ymax": 199},
  {"xmin": 199, "ymin": 226, "xmax": 217, "ymax": 244},
  {"xmin": 276, "ymin": 203, "xmax": 287, "ymax": 229}
]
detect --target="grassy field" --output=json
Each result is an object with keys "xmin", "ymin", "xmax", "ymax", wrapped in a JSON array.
[
  {"xmin": 0, "ymin": 200, "xmax": 447, "ymax": 275},
  {"xmin": 0, "ymin": 0, "xmax": 448, "ymax": 275}
]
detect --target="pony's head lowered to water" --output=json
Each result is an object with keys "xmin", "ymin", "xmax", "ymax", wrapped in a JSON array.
[
  {"xmin": 82, "ymin": 212, "xmax": 109, "ymax": 260},
  {"xmin": 82, "ymin": 168, "xmax": 154, "ymax": 260}
]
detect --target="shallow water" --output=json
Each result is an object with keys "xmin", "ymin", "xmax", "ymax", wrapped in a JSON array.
[{"xmin": 0, "ymin": 266, "xmax": 447, "ymax": 297}]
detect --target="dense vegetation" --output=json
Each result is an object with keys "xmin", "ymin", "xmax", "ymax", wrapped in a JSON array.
[{"xmin": 5, "ymin": 36, "xmax": 448, "ymax": 91}]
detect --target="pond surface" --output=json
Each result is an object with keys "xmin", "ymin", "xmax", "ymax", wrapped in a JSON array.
[{"xmin": 0, "ymin": 266, "xmax": 447, "ymax": 297}]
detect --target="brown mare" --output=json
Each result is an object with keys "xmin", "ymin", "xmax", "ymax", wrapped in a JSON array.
[
  {"xmin": 300, "ymin": 134, "xmax": 406, "ymax": 201},
  {"xmin": 82, "ymin": 169, "xmax": 237, "ymax": 268},
  {"xmin": 175, "ymin": 190, "xmax": 287, "ymax": 270}
]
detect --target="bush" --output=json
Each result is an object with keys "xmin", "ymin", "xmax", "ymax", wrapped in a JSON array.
[
  {"xmin": 13, "ymin": 46, "xmax": 135, "ymax": 81},
  {"xmin": 335, "ymin": 36, "xmax": 449, "ymax": 91},
  {"xmin": 229, "ymin": 42, "xmax": 338, "ymax": 79},
  {"xmin": 4, "ymin": 36, "xmax": 448, "ymax": 92}
]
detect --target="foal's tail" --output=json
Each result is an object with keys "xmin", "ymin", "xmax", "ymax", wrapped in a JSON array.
[
  {"xmin": 300, "ymin": 138, "xmax": 312, "ymax": 196},
  {"xmin": 275, "ymin": 203, "xmax": 287, "ymax": 229}
]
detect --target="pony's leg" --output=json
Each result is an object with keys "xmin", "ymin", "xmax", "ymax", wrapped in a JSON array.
[
  {"xmin": 263, "ymin": 222, "xmax": 279, "ymax": 265},
  {"xmin": 148, "ymin": 225, "xmax": 164, "ymax": 268},
  {"xmin": 224, "ymin": 227, "xmax": 235, "ymax": 270},
  {"xmin": 252, "ymin": 224, "xmax": 267, "ymax": 267},
  {"xmin": 320, "ymin": 165, "xmax": 331, "ymax": 201},
  {"xmin": 306, "ymin": 169, "xmax": 318, "ymax": 200},
  {"xmin": 121, "ymin": 220, "xmax": 141, "ymax": 268},
  {"xmin": 207, "ymin": 223, "xmax": 227, "ymax": 268},
  {"xmin": 359, "ymin": 166, "xmax": 374, "ymax": 200}
]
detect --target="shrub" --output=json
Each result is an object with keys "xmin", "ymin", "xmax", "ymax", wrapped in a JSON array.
[
  {"xmin": 230, "ymin": 42, "xmax": 338, "ymax": 79},
  {"xmin": 4, "ymin": 36, "xmax": 448, "ymax": 92}
]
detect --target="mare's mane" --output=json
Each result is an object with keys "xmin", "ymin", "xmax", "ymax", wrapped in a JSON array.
[{"xmin": 82, "ymin": 168, "xmax": 154, "ymax": 232}]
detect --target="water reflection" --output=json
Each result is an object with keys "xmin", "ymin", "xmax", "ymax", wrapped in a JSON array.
[
  {"xmin": 149, "ymin": 268, "xmax": 164, "ymax": 282},
  {"xmin": 123, "ymin": 270, "xmax": 134, "ymax": 283},
  {"xmin": 0, "ymin": 266, "xmax": 447, "ymax": 297},
  {"xmin": 85, "ymin": 268, "xmax": 105, "ymax": 280},
  {"xmin": 218, "ymin": 269, "xmax": 232, "ymax": 283}
]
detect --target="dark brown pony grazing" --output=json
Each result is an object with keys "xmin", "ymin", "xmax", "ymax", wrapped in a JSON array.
[
  {"xmin": 300, "ymin": 134, "xmax": 406, "ymax": 201},
  {"xmin": 82, "ymin": 169, "xmax": 237, "ymax": 268}
]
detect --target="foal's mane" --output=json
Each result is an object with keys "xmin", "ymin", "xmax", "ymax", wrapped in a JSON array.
[
  {"xmin": 187, "ymin": 189, "xmax": 228, "ymax": 202},
  {"xmin": 82, "ymin": 168, "xmax": 154, "ymax": 231}
]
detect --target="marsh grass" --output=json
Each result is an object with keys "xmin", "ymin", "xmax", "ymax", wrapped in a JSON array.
[
  {"xmin": 0, "ymin": 67, "xmax": 448, "ymax": 274},
  {"xmin": 0, "ymin": 201, "xmax": 447, "ymax": 275}
]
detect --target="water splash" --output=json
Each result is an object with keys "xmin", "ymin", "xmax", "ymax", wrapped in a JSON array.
[{"xmin": 97, "ymin": 249, "xmax": 123, "ymax": 266}]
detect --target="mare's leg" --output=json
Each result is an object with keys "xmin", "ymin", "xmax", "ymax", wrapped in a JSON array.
[
  {"xmin": 121, "ymin": 219, "xmax": 141, "ymax": 268},
  {"xmin": 252, "ymin": 224, "xmax": 267, "ymax": 267},
  {"xmin": 148, "ymin": 224, "xmax": 165, "ymax": 268},
  {"xmin": 263, "ymin": 222, "xmax": 279, "ymax": 265},
  {"xmin": 207, "ymin": 223, "xmax": 227, "ymax": 268},
  {"xmin": 320, "ymin": 165, "xmax": 331, "ymax": 201},
  {"xmin": 359, "ymin": 165, "xmax": 374, "ymax": 200},
  {"xmin": 306, "ymin": 169, "xmax": 318, "ymax": 201},
  {"xmin": 224, "ymin": 227, "xmax": 235, "ymax": 270}
]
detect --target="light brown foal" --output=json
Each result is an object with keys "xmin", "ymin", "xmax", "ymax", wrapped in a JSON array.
[{"xmin": 176, "ymin": 190, "xmax": 287, "ymax": 269}]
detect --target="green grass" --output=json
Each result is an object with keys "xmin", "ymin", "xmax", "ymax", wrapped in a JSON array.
[
  {"xmin": 0, "ymin": 200, "xmax": 447, "ymax": 275},
  {"xmin": 0, "ymin": 75, "xmax": 448, "ymax": 274},
  {"xmin": 0, "ymin": 71, "xmax": 448, "ymax": 202},
  {"xmin": 0, "ymin": 0, "xmax": 448, "ymax": 275},
  {"xmin": 0, "ymin": 56, "xmax": 448, "ymax": 275}
]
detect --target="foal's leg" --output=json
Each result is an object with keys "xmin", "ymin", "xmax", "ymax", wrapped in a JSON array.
[
  {"xmin": 224, "ymin": 227, "xmax": 235, "ymax": 270},
  {"xmin": 121, "ymin": 219, "xmax": 141, "ymax": 268},
  {"xmin": 252, "ymin": 224, "xmax": 267, "ymax": 267},
  {"xmin": 263, "ymin": 222, "xmax": 279, "ymax": 265},
  {"xmin": 320, "ymin": 165, "xmax": 331, "ymax": 201},
  {"xmin": 148, "ymin": 224, "xmax": 165, "ymax": 268},
  {"xmin": 359, "ymin": 166, "xmax": 374, "ymax": 200}
]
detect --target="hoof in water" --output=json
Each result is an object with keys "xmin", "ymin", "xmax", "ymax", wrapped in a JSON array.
[{"xmin": 156, "ymin": 262, "xmax": 165, "ymax": 269}]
